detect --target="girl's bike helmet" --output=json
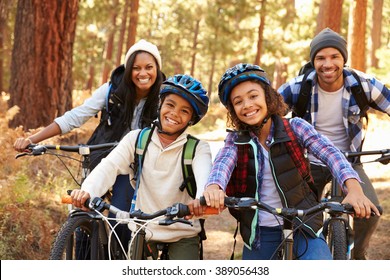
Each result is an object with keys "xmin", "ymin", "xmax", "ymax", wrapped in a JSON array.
[
  {"xmin": 160, "ymin": 74, "xmax": 209, "ymax": 124},
  {"xmin": 218, "ymin": 63, "xmax": 270, "ymax": 108}
]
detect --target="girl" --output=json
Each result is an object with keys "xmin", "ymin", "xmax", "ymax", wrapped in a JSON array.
[{"xmin": 202, "ymin": 63, "xmax": 380, "ymax": 260}]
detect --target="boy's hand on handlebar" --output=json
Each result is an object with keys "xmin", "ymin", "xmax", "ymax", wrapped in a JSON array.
[
  {"xmin": 186, "ymin": 199, "xmax": 202, "ymax": 219},
  {"xmin": 343, "ymin": 179, "xmax": 381, "ymax": 219},
  {"xmin": 203, "ymin": 184, "xmax": 226, "ymax": 211},
  {"xmin": 70, "ymin": 189, "xmax": 91, "ymax": 211}
]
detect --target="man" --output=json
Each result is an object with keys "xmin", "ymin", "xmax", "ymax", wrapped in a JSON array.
[{"xmin": 278, "ymin": 27, "xmax": 390, "ymax": 259}]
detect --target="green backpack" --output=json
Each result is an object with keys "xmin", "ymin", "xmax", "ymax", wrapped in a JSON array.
[
  {"xmin": 131, "ymin": 126, "xmax": 207, "ymax": 259},
  {"xmin": 132, "ymin": 126, "xmax": 200, "ymax": 199}
]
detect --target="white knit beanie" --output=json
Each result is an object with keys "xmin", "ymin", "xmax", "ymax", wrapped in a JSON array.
[{"xmin": 124, "ymin": 39, "xmax": 162, "ymax": 69}]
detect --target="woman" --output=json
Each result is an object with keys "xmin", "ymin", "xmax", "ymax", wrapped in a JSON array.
[{"xmin": 14, "ymin": 39, "xmax": 164, "ymax": 249}]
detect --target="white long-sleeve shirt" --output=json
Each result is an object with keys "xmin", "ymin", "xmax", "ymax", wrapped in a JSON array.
[
  {"xmin": 54, "ymin": 83, "xmax": 146, "ymax": 134},
  {"xmin": 81, "ymin": 128, "xmax": 212, "ymax": 243}
]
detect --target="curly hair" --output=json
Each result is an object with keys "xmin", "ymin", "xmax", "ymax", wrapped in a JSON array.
[{"xmin": 225, "ymin": 80, "xmax": 288, "ymax": 131}]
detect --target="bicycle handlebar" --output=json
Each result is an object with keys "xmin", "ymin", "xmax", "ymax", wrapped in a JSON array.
[
  {"xmin": 343, "ymin": 149, "xmax": 390, "ymax": 165},
  {"xmin": 199, "ymin": 196, "xmax": 383, "ymax": 218},
  {"xmin": 15, "ymin": 142, "xmax": 118, "ymax": 159},
  {"xmin": 61, "ymin": 195, "xmax": 201, "ymax": 226}
]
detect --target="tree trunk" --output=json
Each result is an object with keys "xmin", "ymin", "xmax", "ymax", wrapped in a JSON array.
[
  {"xmin": 116, "ymin": 0, "xmax": 129, "ymax": 66},
  {"xmin": 348, "ymin": 0, "xmax": 367, "ymax": 71},
  {"xmin": 101, "ymin": 0, "xmax": 119, "ymax": 84},
  {"xmin": 254, "ymin": 0, "xmax": 266, "ymax": 66},
  {"xmin": 370, "ymin": 0, "xmax": 383, "ymax": 68},
  {"xmin": 316, "ymin": 0, "xmax": 343, "ymax": 33},
  {"xmin": 127, "ymin": 0, "xmax": 139, "ymax": 49},
  {"xmin": 0, "ymin": 0, "xmax": 12, "ymax": 93},
  {"xmin": 190, "ymin": 19, "xmax": 200, "ymax": 76},
  {"xmin": 8, "ymin": 0, "xmax": 78, "ymax": 130},
  {"xmin": 85, "ymin": 65, "xmax": 95, "ymax": 91}
]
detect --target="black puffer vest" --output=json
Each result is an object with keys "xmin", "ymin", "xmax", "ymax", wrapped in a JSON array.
[
  {"xmin": 227, "ymin": 116, "xmax": 322, "ymax": 248},
  {"xmin": 86, "ymin": 65, "xmax": 140, "ymax": 170}
]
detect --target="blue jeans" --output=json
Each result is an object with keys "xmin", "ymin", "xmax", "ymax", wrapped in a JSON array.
[
  {"xmin": 108, "ymin": 175, "xmax": 134, "ymax": 252},
  {"xmin": 242, "ymin": 226, "xmax": 332, "ymax": 260}
]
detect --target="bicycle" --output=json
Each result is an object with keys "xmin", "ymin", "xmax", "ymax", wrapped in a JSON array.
[
  {"xmin": 16, "ymin": 142, "xmax": 122, "ymax": 260},
  {"xmin": 59, "ymin": 195, "xmax": 215, "ymax": 259},
  {"xmin": 199, "ymin": 196, "xmax": 382, "ymax": 260},
  {"xmin": 321, "ymin": 148, "xmax": 389, "ymax": 260}
]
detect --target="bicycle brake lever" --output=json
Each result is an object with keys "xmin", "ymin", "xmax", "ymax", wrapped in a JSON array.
[
  {"xmin": 15, "ymin": 152, "xmax": 29, "ymax": 159},
  {"xmin": 377, "ymin": 154, "xmax": 390, "ymax": 165},
  {"xmin": 158, "ymin": 218, "xmax": 193, "ymax": 226}
]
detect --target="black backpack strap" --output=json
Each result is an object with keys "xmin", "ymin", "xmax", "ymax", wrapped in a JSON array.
[
  {"xmin": 349, "ymin": 69, "xmax": 370, "ymax": 118},
  {"xmin": 294, "ymin": 69, "xmax": 314, "ymax": 118}
]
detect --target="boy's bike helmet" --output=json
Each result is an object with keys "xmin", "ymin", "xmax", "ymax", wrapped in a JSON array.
[
  {"xmin": 218, "ymin": 63, "xmax": 270, "ymax": 108},
  {"xmin": 160, "ymin": 74, "xmax": 209, "ymax": 124}
]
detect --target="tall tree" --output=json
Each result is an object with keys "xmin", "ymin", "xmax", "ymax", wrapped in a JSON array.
[
  {"xmin": 370, "ymin": 0, "xmax": 383, "ymax": 68},
  {"xmin": 0, "ymin": 0, "xmax": 13, "ymax": 93},
  {"xmin": 127, "ymin": 0, "xmax": 139, "ymax": 49},
  {"xmin": 116, "ymin": 1, "xmax": 130, "ymax": 66},
  {"xmin": 8, "ymin": 0, "xmax": 78, "ymax": 130},
  {"xmin": 101, "ymin": 0, "xmax": 119, "ymax": 83},
  {"xmin": 254, "ymin": 0, "xmax": 267, "ymax": 66},
  {"xmin": 316, "ymin": 0, "xmax": 343, "ymax": 33},
  {"xmin": 348, "ymin": 0, "xmax": 367, "ymax": 71}
]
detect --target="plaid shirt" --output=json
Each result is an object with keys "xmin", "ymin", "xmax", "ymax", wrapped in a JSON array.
[
  {"xmin": 207, "ymin": 117, "xmax": 359, "ymax": 194},
  {"xmin": 278, "ymin": 69, "xmax": 390, "ymax": 152}
]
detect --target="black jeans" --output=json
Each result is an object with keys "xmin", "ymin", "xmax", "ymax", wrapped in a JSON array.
[{"xmin": 310, "ymin": 163, "xmax": 380, "ymax": 259}]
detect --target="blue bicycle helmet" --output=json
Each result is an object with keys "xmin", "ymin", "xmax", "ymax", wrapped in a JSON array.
[
  {"xmin": 218, "ymin": 63, "xmax": 270, "ymax": 108},
  {"xmin": 160, "ymin": 74, "xmax": 209, "ymax": 124}
]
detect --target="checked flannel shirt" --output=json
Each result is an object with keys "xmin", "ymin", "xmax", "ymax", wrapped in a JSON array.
[
  {"xmin": 206, "ymin": 117, "xmax": 359, "ymax": 195},
  {"xmin": 278, "ymin": 68, "xmax": 390, "ymax": 152}
]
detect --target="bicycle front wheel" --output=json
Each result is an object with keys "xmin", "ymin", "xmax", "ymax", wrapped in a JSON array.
[
  {"xmin": 50, "ymin": 215, "xmax": 106, "ymax": 260},
  {"xmin": 326, "ymin": 219, "xmax": 348, "ymax": 260}
]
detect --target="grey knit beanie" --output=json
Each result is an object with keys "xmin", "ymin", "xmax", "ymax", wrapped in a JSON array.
[{"xmin": 310, "ymin": 28, "xmax": 348, "ymax": 65}]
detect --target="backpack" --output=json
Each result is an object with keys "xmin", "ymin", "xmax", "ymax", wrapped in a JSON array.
[
  {"xmin": 131, "ymin": 126, "xmax": 207, "ymax": 258},
  {"xmin": 132, "ymin": 126, "xmax": 200, "ymax": 199},
  {"xmin": 86, "ymin": 66, "xmax": 129, "ymax": 170},
  {"xmin": 293, "ymin": 62, "xmax": 370, "ymax": 120}
]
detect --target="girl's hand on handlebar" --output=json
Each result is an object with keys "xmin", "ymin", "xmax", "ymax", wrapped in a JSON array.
[
  {"xmin": 202, "ymin": 184, "xmax": 226, "ymax": 211},
  {"xmin": 70, "ymin": 189, "xmax": 91, "ymax": 211},
  {"xmin": 343, "ymin": 179, "xmax": 381, "ymax": 219}
]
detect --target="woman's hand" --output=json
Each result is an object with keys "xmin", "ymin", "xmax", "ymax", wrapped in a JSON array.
[{"xmin": 14, "ymin": 137, "xmax": 33, "ymax": 152}]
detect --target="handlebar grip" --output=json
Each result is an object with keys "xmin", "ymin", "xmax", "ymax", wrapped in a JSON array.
[
  {"xmin": 61, "ymin": 195, "xmax": 73, "ymax": 204},
  {"xmin": 199, "ymin": 196, "xmax": 237, "ymax": 206},
  {"xmin": 344, "ymin": 203, "xmax": 383, "ymax": 216},
  {"xmin": 61, "ymin": 194, "xmax": 91, "ymax": 209}
]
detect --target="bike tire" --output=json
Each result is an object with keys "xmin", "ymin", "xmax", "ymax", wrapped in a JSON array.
[
  {"xmin": 326, "ymin": 219, "xmax": 348, "ymax": 260},
  {"xmin": 50, "ymin": 215, "xmax": 106, "ymax": 260}
]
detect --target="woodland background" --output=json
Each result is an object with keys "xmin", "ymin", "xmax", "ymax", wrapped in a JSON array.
[{"xmin": 0, "ymin": 0, "xmax": 389, "ymax": 260}]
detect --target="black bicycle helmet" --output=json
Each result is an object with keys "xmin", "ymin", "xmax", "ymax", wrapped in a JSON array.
[
  {"xmin": 160, "ymin": 74, "xmax": 209, "ymax": 124},
  {"xmin": 218, "ymin": 63, "xmax": 270, "ymax": 108}
]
